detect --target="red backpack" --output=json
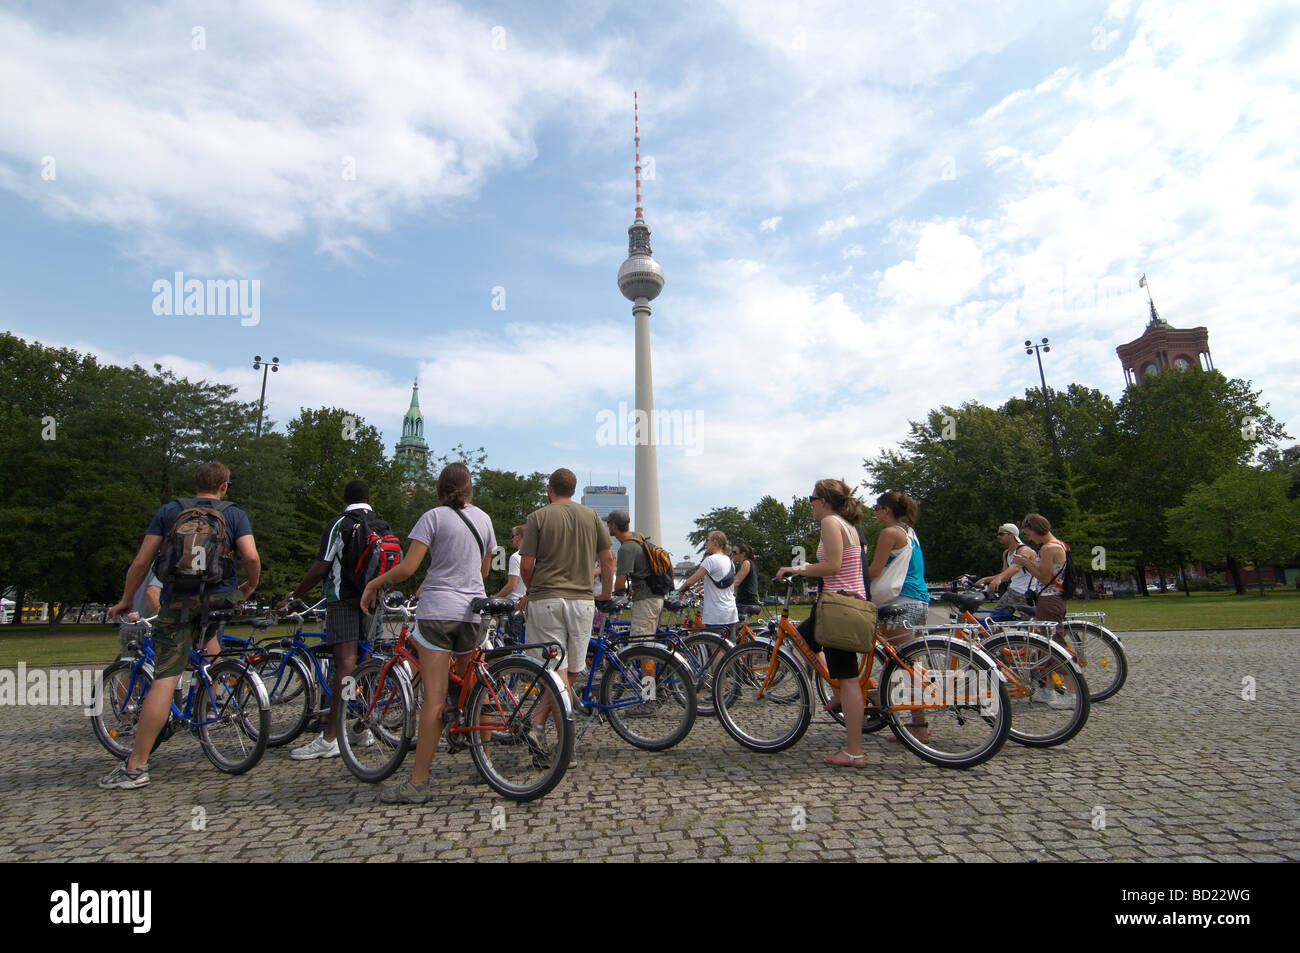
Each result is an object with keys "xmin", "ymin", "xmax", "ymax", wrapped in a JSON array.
[{"xmin": 339, "ymin": 510, "xmax": 402, "ymax": 596}]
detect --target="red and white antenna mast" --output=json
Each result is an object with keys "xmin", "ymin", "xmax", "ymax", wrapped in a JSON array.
[{"xmin": 634, "ymin": 91, "xmax": 643, "ymax": 222}]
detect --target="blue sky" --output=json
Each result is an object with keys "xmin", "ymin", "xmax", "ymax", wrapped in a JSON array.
[{"xmin": 2, "ymin": 0, "xmax": 1298, "ymax": 560}]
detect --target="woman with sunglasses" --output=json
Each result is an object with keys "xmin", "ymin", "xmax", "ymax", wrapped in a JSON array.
[{"xmin": 776, "ymin": 479, "xmax": 868, "ymax": 768}]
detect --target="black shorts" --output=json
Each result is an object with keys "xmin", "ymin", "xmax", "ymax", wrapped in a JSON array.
[{"xmin": 798, "ymin": 607, "xmax": 859, "ymax": 680}]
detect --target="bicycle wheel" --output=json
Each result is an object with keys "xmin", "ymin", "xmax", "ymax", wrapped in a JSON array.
[
  {"xmin": 253, "ymin": 649, "xmax": 313, "ymax": 747},
  {"xmin": 878, "ymin": 635, "xmax": 1010, "ymax": 769},
  {"xmin": 1062, "ymin": 621, "xmax": 1127, "ymax": 701},
  {"xmin": 467, "ymin": 657, "xmax": 573, "ymax": 801},
  {"xmin": 982, "ymin": 632, "xmax": 1090, "ymax": 747},
  {"xmin": 196, "ymin": 660, "xmax": 270, "ymax": 774},
  {"xmin": 814, "ymin": 647, "xmax": 890, "ymax": 734},
  {"xmin": 600, "ymin": 645, "xmax": 697, "ymax": 750},
  {"xmin": 91, "ymin": 659, "xmax": 154, "ymax": 759},
  {"xmin": 336, "ymin": 658, "xmax": 415, "ymax": 783},
  {"xmin": 713, "ymin": 641, "xmax": 811, "ymax": 753},
  {"xmin": 679, "ymin": 631, "xmax": 730, "ymax": 717}
]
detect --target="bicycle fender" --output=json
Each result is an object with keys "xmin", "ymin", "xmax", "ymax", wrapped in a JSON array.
[
  {"xmin": 893, "ymin": 633, "xmax": 1008, "ymax": 684},
  {"xmin": 985, "ymin": 632, "xmax": 1085, "ymax": 677}
]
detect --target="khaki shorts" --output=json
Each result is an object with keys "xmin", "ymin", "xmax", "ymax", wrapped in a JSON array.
[
  {"xmin": 630, "ymin": 596, "xmax": 664, "ymax": 637},
  {"xmin": 152, "ymin": 591, "xmax": 243, "ymax": 679},
  {"xmin": 526, "ymin": 598, "xmax": 595, "ymax": 673}
]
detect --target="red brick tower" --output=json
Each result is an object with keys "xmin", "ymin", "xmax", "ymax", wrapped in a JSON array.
[{"xmin": 1116, "ymin": 276, "xmax": 1213, "ymax": 386}]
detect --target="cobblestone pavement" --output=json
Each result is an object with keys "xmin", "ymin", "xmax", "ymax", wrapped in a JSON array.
[{"xmin": 2, "ymin": 629, "xmax": 1297, "ymax": 862}]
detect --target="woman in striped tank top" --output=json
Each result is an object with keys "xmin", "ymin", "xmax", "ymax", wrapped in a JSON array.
[{"xmin": 777, "ymin": 478, "xmax": 869, "ymax": 769}]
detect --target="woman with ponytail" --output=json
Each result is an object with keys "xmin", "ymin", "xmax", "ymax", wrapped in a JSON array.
[{"xmin": 777, "ymin": 478, "xmax": 870, "ymax": 768}]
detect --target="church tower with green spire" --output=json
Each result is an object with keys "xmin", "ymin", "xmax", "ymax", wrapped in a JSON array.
[{"xmin": 395, "ymin": 380, "xmax": 430, "ymax": 480}]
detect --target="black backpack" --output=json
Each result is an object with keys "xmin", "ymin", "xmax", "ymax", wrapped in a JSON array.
[
  {"xmin": 338, "ymin": 509, "xmax": 402, "ymax": 597},
  {"xmin": 1059, "ymin": 542, "xmax": 1080, "ymax": 600},
  {"xmin": 153, "ymin": 498, "xmax": 235, "ymax": 593}
]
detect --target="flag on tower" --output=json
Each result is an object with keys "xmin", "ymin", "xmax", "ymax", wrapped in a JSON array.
[{"xmin": 1139, "ymin": 274, "xmax": 1147, "ymax": 288}]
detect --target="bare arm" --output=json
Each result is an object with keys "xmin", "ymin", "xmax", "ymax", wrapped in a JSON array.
[
  {"xmin": 109, "ymin": 535, "xmax": 163, "ymax": 621},
  {"xmin": 493, "ymin": 574, "xmax": 521, "ymax": 600},
  {"xmin": 867, "ymin": 526, "xmax": 906, "ymax": 579},
  {"xmin": 595, "ymin": 548, "xmax": 615, "ymax": 602},
  {"xmin": 520, "ymin": 555, "xmax": 535, "ymax": 589},
  {"xmin": 732, "ymin": 559, "xmax": 751, "ymax": 592},
  {"xmin": 361, "ymin": 540, "xmax": 428, "ymax": 611},
  {"xmin": 235, "ymin": 534, "xmax": 261, "ymax": 598},
  {"xmin": 778, "ymin": 515, "xmax": 844, "ymax": 579},
  {"xmin": 281, "ymin": 559, "xmax": 331, "ymax": 608}
]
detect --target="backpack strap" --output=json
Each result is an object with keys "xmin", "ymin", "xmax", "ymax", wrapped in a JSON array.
[{"xmin": 452, "ymin": 507, "xmax": 486, "ymax": 559}]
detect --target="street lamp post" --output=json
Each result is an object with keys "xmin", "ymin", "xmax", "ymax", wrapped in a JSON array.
[
  {"xmin": 1024, "ymin": 338, "xmax": 1061, "ymax": 463},
  {"xmin": 252, "ymin": 355, "xmax": 279, "ymax": 438}
]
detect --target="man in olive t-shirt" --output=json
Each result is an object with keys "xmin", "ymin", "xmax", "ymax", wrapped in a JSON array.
[{"xmin": 520, "ymin": 468, "xmax": 614, "ymax": 699}]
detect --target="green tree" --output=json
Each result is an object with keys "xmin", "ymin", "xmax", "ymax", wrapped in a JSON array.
[
  {"xmin": 1166, "ymin": 467, "xmax": 1300, "ymax": 597},
  {"xmin": 1106, "ymin": 370, "xmax": 1287, "ymax": 593},
  {"xmin": 864, "ymin": 402, "xmax": 1053, "ymax": 581}
]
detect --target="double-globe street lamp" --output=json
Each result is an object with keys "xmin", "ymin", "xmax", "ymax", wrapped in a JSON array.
[
  {"xmin": 253, "ymin": 355, "xmax": 279, "ymax": 438},
  {"xmin": 1025, "ymin": 338, "xmax": 1061, "ymax": 464}
]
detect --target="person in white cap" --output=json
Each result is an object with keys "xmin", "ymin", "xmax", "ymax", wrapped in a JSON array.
[{"xmin": 976, "ymin": 523, "xmax": 1037, "ymax": 613}]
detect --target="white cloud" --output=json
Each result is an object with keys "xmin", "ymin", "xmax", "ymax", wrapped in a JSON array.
[
  {"xmin": 760, "ymin": 216, "xmax": 782, "ymax": 232},
  {"xmin": 0, "ymin": 1, "xmax": 625, "ymax": 271},
  {"xmin": 817, "ymin": 215, "xmax": 859, "ymax": 239}
]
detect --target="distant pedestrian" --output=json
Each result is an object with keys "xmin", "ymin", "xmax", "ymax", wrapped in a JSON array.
[
  {"xmin": 677, "ymin": 530, "xmax": 739, "ymax": 639},
  {"xmin": 976, "ymin": 523, "xmax": 1036, "ymax": 613}
]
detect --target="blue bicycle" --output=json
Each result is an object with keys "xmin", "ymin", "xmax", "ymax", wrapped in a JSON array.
[
  {"xmin": 91, "ymin": 614, "xmax": 271, "ymax": 774},
  {"xmin": 569, "ymin": 598, "xmax": 698, "ymax": 750}
]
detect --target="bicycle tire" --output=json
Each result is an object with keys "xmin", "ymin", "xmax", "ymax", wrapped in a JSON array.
[
  {"xmin": 254, "ymin": 649, "xmax": 314, "ymax": 747},
  {"xmin": 679, "ymin": 631, "xmax": 730, "ymax": 717},
  {"xmin": 336, "ymin": 658, "xmax": 415, "ymax": 783},
  {"xmin": 600, "ymin": 645, "xmax": 698, "ymax": 750},
  {"xmin": 982, "ymin": 632, "xmax": 1090, "ymax": 747},
  {"xmin": 91, "ymin": 659, "xmax": 164, "ymax": 759},
  {"xmin": 814, "ymin": 647, "xmax": 891, "ymax": 734},
  {"xmin": 713, "ymin": 641, "xmax": 811, "ymax": 753},
  {"xmin": 1062, "ymin": 621, "xmax": 1127, "ymax": 701},
  {"xmin": 467, "ymin": 656, "xmax": 573, "ymax": 801},
  {"xmin": 196, "ymin": 659, "xmax": 270, "ymax": 774},
  {"xmin": 878, "ymin": 635, "xmax": 1010, "ymax": 769}
]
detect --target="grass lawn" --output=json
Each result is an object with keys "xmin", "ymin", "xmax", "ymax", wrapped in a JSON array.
[
  {"xmin": 0, "ymin": 621, "xmax": 300, "ymax": 668},
  {"xmin": 1, "ymin": 590, "xmax": 1293, "ymax": 667},
  {"xmin": 1058, "ymin": 588, "xmax": 1300, "ymax": 631}
]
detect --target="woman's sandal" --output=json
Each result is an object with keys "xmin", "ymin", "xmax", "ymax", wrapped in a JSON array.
[
  {"xmin": 824, "ymin": 749, "xmax": 867, "ymax": 768},
  {"xmin": 886, "ymin": 721, "xmax": 929, "ymax": 744}
]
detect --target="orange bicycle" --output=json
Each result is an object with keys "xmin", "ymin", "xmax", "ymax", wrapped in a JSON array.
[{"xmin": 713, "ymin": 579, "xmax": 1011, "ymax": 768}]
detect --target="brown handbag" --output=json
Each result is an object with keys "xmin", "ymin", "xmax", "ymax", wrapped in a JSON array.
[{"xmin": 815, "ymin": 590, "xmax": 876, "ymax": 653}]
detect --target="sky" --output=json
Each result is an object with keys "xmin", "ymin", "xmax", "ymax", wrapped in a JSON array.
[{"xmin": 2, "ymin": 0, "xmax": 1298, "ymax": 561}]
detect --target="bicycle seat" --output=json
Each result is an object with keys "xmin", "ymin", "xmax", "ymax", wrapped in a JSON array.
[
  {"xmin": 761, "ymin": 596, "xmax": 783, "ymax": 606},
  {"xmin": 596, "ymin": 597, "xmax": 631, "ymax": 614},
  {"xmin": 938, "ymin": 591, "xmax": 984, "ymax": 612},
  {"xmin": 738, "ymin": 603, "xmax": 762, "ymax": 618},
  {"xmin": 470, "ymin": 597, "xmax": 515, "ymax": 616}
]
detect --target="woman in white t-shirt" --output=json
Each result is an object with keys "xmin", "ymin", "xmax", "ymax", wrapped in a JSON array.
[{"xmin": 676, "ymin": 531, "xmax": 739, "ymax": 638}]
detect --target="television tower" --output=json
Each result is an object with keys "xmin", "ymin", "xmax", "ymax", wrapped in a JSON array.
[{"xmin": 616, "ymin": 92, "xmax": 665, "ymax": 544}]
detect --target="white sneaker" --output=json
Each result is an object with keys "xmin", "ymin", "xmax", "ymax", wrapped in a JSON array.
[
  {"xmin": 1047, "ymin": 692, "xmax": 1077, "ymax": 710},
  {"xmin": 1030, "ymin": 688, "xmax": 1056, "ymax": 705},
  {"xmin": 349, "ymin": 727, "xmax": 376, "ymax": 748},
  {"xmin": 290, "ymin": 733, "xmax": 340, "ymax": 760}
]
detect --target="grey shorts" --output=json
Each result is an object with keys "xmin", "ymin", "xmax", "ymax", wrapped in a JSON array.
[{"xmin": 413, "ymin": 619, "xmax": 481, "ymax": 655}]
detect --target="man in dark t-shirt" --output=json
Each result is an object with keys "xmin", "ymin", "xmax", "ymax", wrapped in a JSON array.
[
  {"xmin": 277, "ymin": 479, "xmax": 382, "ymax": 760},
  {"xmin": 102, "ymin": 461, "xmax": 260, "ymax": 789}
]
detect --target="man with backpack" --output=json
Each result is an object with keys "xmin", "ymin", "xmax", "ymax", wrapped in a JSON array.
[
  {"xmin": 278, "ymin": 479, "xmax": 400, "ymax": 760},
  {"xmin": 606, "ymin": 509, "xmax": 669, "ymax": 640},
  {"xmin": 101, "ymin": 461, "xmax": 260, "ymax": 789}
]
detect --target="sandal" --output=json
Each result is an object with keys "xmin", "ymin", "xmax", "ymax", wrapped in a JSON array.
[
  {"xmin": 887, "ymin": 721, "xmax": 929, "ymax": 744},
  {"xmin": 824, "ymin": 749, "xmax": 866, "ymax": 768}
]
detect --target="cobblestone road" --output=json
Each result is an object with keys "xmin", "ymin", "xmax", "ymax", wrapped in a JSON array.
[{"xmin": 2, "ymin": 629, "xmax": 1297, "ymax": 862}]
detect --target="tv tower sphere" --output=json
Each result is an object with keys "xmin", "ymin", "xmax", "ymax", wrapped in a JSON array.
[{"xmin": 618, "ymin": 248, "xmax": 664, "ymax": 302}]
